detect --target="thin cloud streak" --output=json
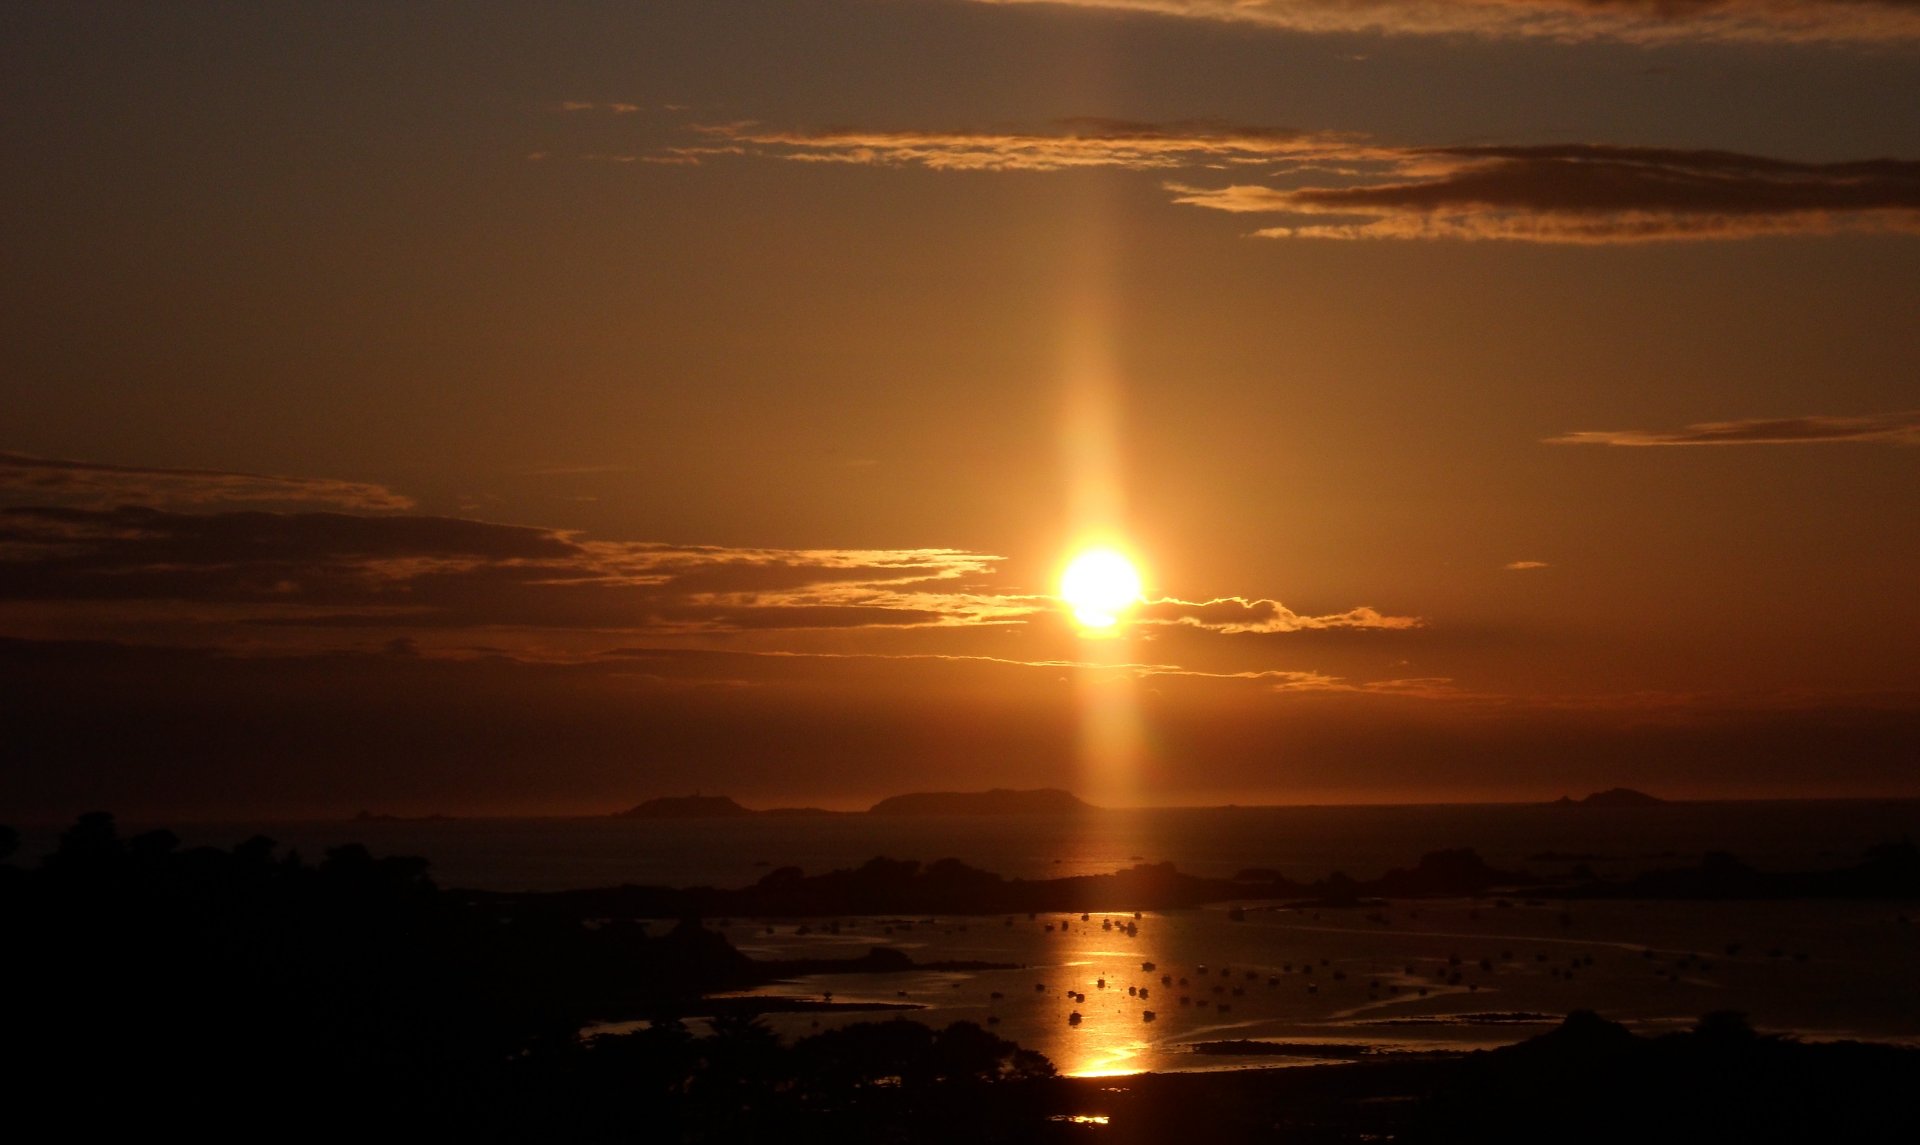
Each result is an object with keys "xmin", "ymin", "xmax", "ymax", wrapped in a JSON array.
[
  {"xmin": 1548, "ymin": 410, "xmax": 1920, "ymax": 445},
  {"xmin": 969, "ymin": 0, "xmax": 1920, "ymax": 45},
  {"xmin": 0, "ymin": 453, "xmax": 415, "ymax": 512},
  {"xmin": 1137, "ymin": 596, "xmax": 1422, "ymax": 634},
  {"xmin": 554, "ymin": 101, "xmax": 643, "ymax": 114},
  {"xmin": 691, "ymin": 118, "xmax": 1371, "ymax": 171}
]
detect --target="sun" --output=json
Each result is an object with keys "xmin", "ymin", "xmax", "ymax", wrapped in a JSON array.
[{"xmin": 1060, "ymin": 547, "xmax": 1144, "ymax": 631}]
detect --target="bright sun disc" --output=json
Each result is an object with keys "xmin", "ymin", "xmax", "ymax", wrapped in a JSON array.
[{"xmin": 1060, "ymin": 548, "xmax": 1143, "ymax": 630}]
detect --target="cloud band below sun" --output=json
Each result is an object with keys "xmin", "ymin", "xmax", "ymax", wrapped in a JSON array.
[{"xmin": 0, "ymin": 453, "xmax": 1419, "ymax": 667}]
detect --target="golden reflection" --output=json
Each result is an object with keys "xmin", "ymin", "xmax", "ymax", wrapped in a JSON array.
[
  {"xmin": 1039, "ymin": 910, "xmax": 1166, "ymax": 1077},
  {"xmin": 1069, "ymin": 1038, "xmax": 1153, "ymax": 1078}
]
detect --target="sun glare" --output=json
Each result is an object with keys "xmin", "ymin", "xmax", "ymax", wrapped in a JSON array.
[{"xmin": 1060, "ymin": 548, "xmax": 1144, "ymax": 630}]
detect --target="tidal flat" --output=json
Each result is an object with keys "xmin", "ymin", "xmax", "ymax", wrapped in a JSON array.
[{"xmin": 699, "ymin": 896, "xmax": 1918, "ymax": 1077}]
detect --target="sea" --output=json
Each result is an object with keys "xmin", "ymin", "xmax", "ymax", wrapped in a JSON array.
[{"xmin": 25, "ymin": 799, "xmax": 1920, "ymax": 1077}]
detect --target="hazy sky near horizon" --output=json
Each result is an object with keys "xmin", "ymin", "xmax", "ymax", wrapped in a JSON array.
[{"xmin": 3, "ymin": 1, "xmax": 1917, "ymax": 819}]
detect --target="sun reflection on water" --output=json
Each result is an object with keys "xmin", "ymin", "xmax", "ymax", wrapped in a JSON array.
[{"xmin": 1063, "ymin": 1034, "xmax": 1153, "ymax": 1078}]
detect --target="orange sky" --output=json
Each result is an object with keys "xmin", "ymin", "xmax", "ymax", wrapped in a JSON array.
[{"xmin": 2, "ymin": 1, "xmax": 1916, "ymax": 818}]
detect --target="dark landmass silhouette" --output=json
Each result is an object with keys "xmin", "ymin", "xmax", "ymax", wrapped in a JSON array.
[
  {"xmin": 7, "ymin": 813, "xmax": 1919, "ymax": 1142},
  {"xmin": 469, "ymin": 839, "xmax": 1920, "ymax": 923},
  {"xmin": 1552, "ymin": 787, "xmax": 1667, "ymax": 807},
  {"xmin": 868, "ymin": 788, "xmax": 1095, "ymax": 815},
  {"xmin": 1544, "ymin": 841, "xmax": 1920, "ymax": 900},
  {"xmin": 0, "ymin": 812, "xmax": 1042, "ymax": 1138}
]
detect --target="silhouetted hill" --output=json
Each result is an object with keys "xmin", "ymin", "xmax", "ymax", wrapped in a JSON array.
[
  {"xmin": 615, "ymin": 794, "xmax": 755, "ymax": 818},
  {"xmin": 486, "ymin": 836, "xmax": 1920, "ymax": 922},
  {"xmin": 1552, "ymin": 787, "xmax": 1666, "ymax": 807},
  {"xmin": 472, "ymin": 845, "xmax": 1546, "ymax": 920},
  {"xmin": 1545, "ymin": 839, "xmax": 1920, "ymax": 900},
  {"xmin": 868, "ymin": 788, "xmax": 1093, "ymax": 815}
]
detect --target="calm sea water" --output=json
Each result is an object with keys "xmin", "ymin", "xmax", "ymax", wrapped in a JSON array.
[{"xmin": 86, "ymin": 798, "xmax": 1920, "ymax": 892}]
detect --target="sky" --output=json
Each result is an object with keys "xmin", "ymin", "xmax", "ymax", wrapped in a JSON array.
[{"xmin": 3, "ymin": 1, "xmax": 1917, "ymax": 820}]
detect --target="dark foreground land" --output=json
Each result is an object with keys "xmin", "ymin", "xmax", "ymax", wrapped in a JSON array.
[
  {"xmin": 3, "ymin": 814, "xmax": 1916, "ymax": 1142},
  {"xmin": 1054, "ymin": 1012, "xmax": 1919, "ymax": 1145}
]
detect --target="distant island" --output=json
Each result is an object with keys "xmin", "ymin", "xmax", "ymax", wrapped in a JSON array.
[
  {"xmin": 1552, "ymin": 787, "xmax": 1666, "ymax": 807},
  {"xmin": 867, "ymin": 788, "xmax": 1093, "ymax": 815},
  {"xmin": 615, "ymin": 795, "xmax": 756, "ymax": 819},
  {"xmin": 613, "ymin": 788, "xmax": 1093, "ymax": 818}
]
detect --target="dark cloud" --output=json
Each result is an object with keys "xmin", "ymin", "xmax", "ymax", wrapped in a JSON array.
[
  {"xmin": 1548, "ymin": 410, "xmax": 1920, "ymax": 445},
  {"xmin": 0, "ymin": 452, "xmax": 415, "ymax": 512},
  {"xmin": 0, "ymin": 504, "xmax": 1015, "ymax": 636},
  {"xmin": 971, "ymin": 0, "xmax": 1920, "ymax": 45},
  {"xmin": 1169, "ymin": 144, "xmax": 1920, "ymax": 242}
]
